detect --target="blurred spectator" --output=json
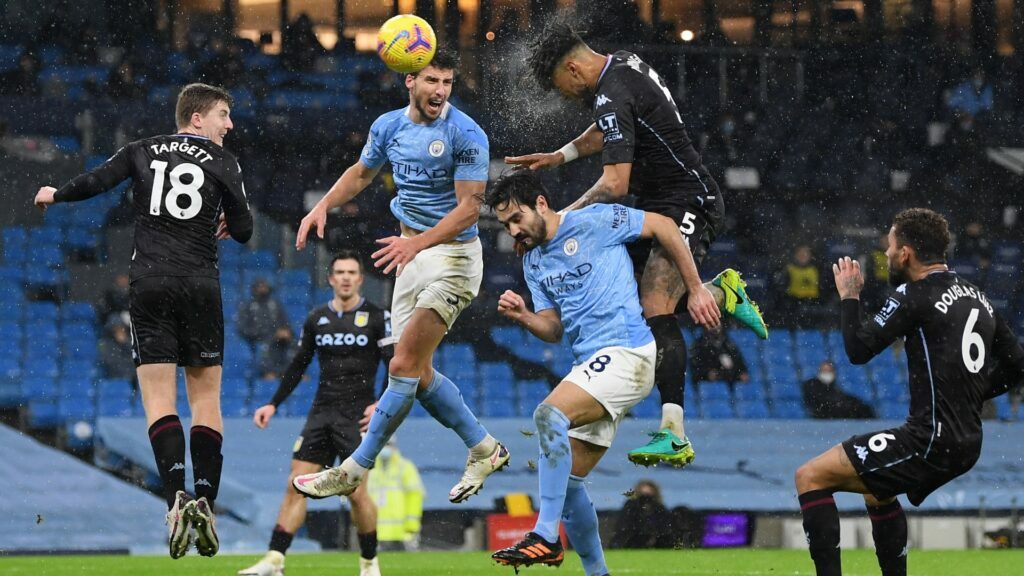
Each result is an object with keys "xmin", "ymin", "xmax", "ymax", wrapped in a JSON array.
[
  {"xmin": 366, "ymin": 440, "xmax": 424, "ymax": 552},
  {"xmin": 96, "ymin": 273, "xmax": 131, "ymax": 326},
  {"xmin": 0, "ymin": 51, "xmax": 41, "ymax": 96},
  {"xmin": 945, "ymin": 69, "xmax": 994, "ymax": 118},
  {"xmin": 105, "ymin": 61, "xmax": 146, "ymax": 100},
  {"xmin": 775, "ymin": 244, "xmax": 823, "ymax": 328},
  {"xmin": 689, "ymin": 327, "xmax": 749, "ymax": 387},
  {"xmin": 258, "ymin": 326, "xmax": 295, "ymax": 380},
  {"xmin": 957, "ymin": 220, "xmax": 992, "ymax": 263},
  {"xmin": 610, "ymin": 480, "xmax": 676, "ymax": 549},
  {"xmin": 99, "ymin": 318, "xmax": 136, "ymax": 380},
  {"xmin": 237, "ymin": 279, "xmax": 289, "ymax": 352},
  {"xmin": 360, "ymin": 69, "xmax": 405, "ymax": 108},
  {"xmin": 197, "ymin": 37, "xmax": 247, "ymax": 89},
  {"xmin": 802, "ymin": 361, "xmax": 875, "ymax": 419},
  {"xmin": 281, "ymin": 13, "xmax": 325, "ymax": 72},
  {"xmin": 861, "ymin": 233, "xmax": 891, "ymax": 310}
]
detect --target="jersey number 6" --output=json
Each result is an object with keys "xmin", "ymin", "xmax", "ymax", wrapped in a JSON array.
[{"xmin": 961, "ymin": 308, "xmax": 986, "ymax": 374}]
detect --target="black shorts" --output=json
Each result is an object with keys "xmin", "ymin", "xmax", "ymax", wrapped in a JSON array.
[
  {"xmin": 129, "ymin": 276, "xmax": 224, "ymax": 367},
  {"xmin": 629, "ymin": 190, "xmax": 725, "ymax": 274},
  {"xmin": 293, "ymin": 404, "xmax": 362, "ymax": 467},
  {"xmin": 842, "ymin": 425, "xmax": 979, "ymax": 506}
]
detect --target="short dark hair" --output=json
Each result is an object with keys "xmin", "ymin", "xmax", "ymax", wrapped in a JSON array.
[
  {"xmin": 527, "ymin": 21, "xmax": 587, "ymax": 90},
  {"xmin": 175, "ymin": 83, "xmax": 233, "ymax": 129},
  {"xmin": 892, "ymin": 208, "xmax": 950, "ymax": 265},
  {"xmin": 414, "ymin": 48, "xmax": 460, "ymax": 77},
  {"xmin": 485, "ymin": 170, "xmax": 551, "ymax": 212},
  {"xmin": 330, "ymin": 250, "xmax": 364, "ymax": 274}
]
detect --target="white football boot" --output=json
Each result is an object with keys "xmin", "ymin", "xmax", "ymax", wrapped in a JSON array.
[
  {"xmin": 449, "ymin": 442, "xmax": 510, "ymax": 503},
  {"xmin": 238, "ymin": 550, "xmax": 285, "ymax": 576}
]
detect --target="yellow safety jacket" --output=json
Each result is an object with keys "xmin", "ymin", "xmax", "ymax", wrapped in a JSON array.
[
  {"xmin": 785, "ymin": 264, "xmax": 820, "ymax": 300},
  {"xmin": 366, "ymin": 451, "xmax": 424, "ymax": 542}
]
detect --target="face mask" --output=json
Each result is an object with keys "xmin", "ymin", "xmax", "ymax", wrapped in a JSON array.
[{"xmin": 819, "ymin": 372, "xmax": 836, "ymax": 385}]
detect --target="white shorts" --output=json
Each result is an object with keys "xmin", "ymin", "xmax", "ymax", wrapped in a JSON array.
[
  {"xmin": 390, "ymin": 237, "xmax": 483, "ymax": 342},
  {"xmin": 565, "ymin": 341, "xmax": 657, "ymax": 448}
]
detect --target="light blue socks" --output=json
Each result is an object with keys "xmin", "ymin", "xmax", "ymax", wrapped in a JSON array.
[
  {"xmin": 416, "ymin": 370, "xmax": 488, "ymax": 449},
  {"xmin": 352, "ymin": 374, "xmax": 418, "ymax": 468},
  {"xmin": 532, "ymin": 403, "xmax": 572, "ymax": 543},
  {"xmin": 563, "ymin": 475, "xmax": 609, "ymax": 576}
]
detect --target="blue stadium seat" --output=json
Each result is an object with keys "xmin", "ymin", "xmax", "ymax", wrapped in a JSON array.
[
  {"xmin": 734, "ymin": 382, "xmax": 767, "ymax": 402},
  {"xmin": 279, "ymin": 269, "xmax": 311, "ymax": 288},
  {"xmin": 517, "ymin": 381, "xmax": 551, "ymax": 417},
  {"xmin": 992, "ymin": 241, "xmax": 1022, "ymax": 264},
  {"xmin": 23, "ymin": 359, "xmax": 59, "ymax": 380},
  {"xmin": 479, "ymin": 362, "xmax": 514, "ymax": 388},
  {"xmin": 484, "ymin": 379, "xmax": 515, "ymax": 402},
  {"xmin": 251, "ymin": 379, "xmax": 279, "ymax": 403},
  {"xmin": 736, "ymin": 399, "xmax": 770, "ymax": 419},
  {"xmin": 97, "ymin": 395, "xmax": 134, "ymax": 417},
  {"xmin": 62, "ymin": 321, "xmax": 97, "ymax": 341},
  {"xmin": 61, "ymin": 376, "xmax": 96, "ymax": 399},
  {"xmin": 699, "ymin": 381, "xmax": 733, "ymax": 402},
  {"xmin": 0, "ymin": 379, "xmax": 22, "ymax": 407},
  {"xmin": 767, "ymin": 377, "xmax": 801, "ymax": 401},
  {"xmin": 993, "ymin": 394, "xmax": 1016, "ymax": 421},
  {"xmin": 701, "ymin": 398, "xmax": 735, "ymax": 419},
  {"xmin": 243, "ymin": 250, "xmax": 278, "ymax": 271},
  {"xmin": 770, "ymin": 399, "xmax": 806, "ymax": 419},
  {"xmin": 491, "ymin": 326, "xmax": 525, "ymax": 350},
  {"xmin": 629, "ymin": 390, "xmax": 662, "ymax": 419},
  {"xmin": 97, "ymin": 379, "xmax": 133, "ymax": 399},
  {"xmin": 26, "ymin": 399, "xmax": 59, "ymax": 428},
  {"xmin": 878, "ymin": 400, "xmax": 907, "ymax": 420},
  {"xmin": 60, "ymin": 302, "xmax": 95, "ymax": 323},
  {"xmin": 26, "ymin": 302, "xmax": 59, "ymax": 322},
  {"xmin": 873, "ymin": 377, "xmax": 904, "ymax": 401},
  {"xmin": 221, "ymin": 395, "xmax": 250, "ymax": 418},
  {"xmin": 58, "ymin": 396, "xmax": 96, "ymax": 422},
  {"xmin": 482, "ymin": 398, "xmax": 516, "ymax": 418}
]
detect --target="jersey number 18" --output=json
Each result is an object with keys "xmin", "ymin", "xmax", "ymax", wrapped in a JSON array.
[{"xmin": 149, "ymin": 160, "xmax": 204, "ymax": 220}]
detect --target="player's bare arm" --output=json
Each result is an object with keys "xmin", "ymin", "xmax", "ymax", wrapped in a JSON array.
[
  {"xmin": 563, "ymin": 162, "xmax": 632, "ymax": 213},
  {"xmin": 505, "ymin": 123, "xmax": 604, "ymax": 170},
  {"xmin": 641, "ymin": 212, "xmax": 720, "ymax": 329},
  {"xmin": 832, "ymin": 256, "xmax": 864, "ymax": 300},
  {"xmin": 497, "ymin": 289, "xmax": 563, "ymax": 343},
  {"xmin": 295, "ymin": 159, "xmax": 381, "ymax": 250},
  {"xmin": 372, "ymin": 179, "xmax": 484, "ymax": 276}
]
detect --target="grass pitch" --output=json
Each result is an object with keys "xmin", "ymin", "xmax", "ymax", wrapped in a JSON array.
[{"xmin": 2, "ymin": 549, "xmax": 1022, "ymax": 576}]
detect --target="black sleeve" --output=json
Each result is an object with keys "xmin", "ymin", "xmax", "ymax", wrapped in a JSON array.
[
  {"xmin": 220, "ymin": 158, "xmax": 253, "ymax": 244},
  {"xmin": 841, "ymin": 291, "xmax": 915, "ymax": 364},
  {"xmin": 595, "ymin": 76, "xmax": 637, "ymax": 166},
  {"xmin": 270, "ymin": 314, "xmax": 317, "ymax": 407},
  {"xmin": 985, "ymin": 313, "xmax": 1024, "ymax": 400},
  {"xmin": 376, "ymin": 310, "xmax": 395, "ymax": 398},
  {"xmin": 53, "ymin": 145, "xmax": 134, "ymax": 202}
]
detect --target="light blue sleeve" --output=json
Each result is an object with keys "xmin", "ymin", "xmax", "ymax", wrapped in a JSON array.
[
  {"xmin": 524, "ymin": 257, "xmax": 555, "ymax": 313},
  {"xmin": 361, "ymin": 115, "xmax": 389, "ymax": 169},
  {"xmin": 452, "ymin": 121, "xmax": 489, "ymax": 182},
  {"xmin": 583, "ymin": 204, "xmax": 646, "ymax": 247}
]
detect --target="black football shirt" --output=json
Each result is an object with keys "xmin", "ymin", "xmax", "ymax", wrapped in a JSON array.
[
  {"xmin": 54, "ymin": 133, "xmax": 253, "ymax": 280},
  {"xmin": 593, "ymin": 50, "xmax": 717, "ymax": 205},
  {"xmin": 271, "ymin": 299, "xmax": 394, "ymax": 414},
  {"xmin": 842, "ymin": 270, "xmax": 1024, "ymax": 458}
]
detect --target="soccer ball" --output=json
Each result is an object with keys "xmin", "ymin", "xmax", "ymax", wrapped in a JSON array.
[{"xmin": 376, "ymin": 14, "xmax": 437, "ymax": 74}]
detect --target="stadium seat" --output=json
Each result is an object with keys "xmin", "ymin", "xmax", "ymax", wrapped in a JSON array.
[
  {"xmin": 734, "ymin": 382, "xmax": 767, "ymax": 402},
  {"xmin": 993, "ymin": 394, "xmax": 1016, "ymax": 421},
  {"xmin": 878, "ymin": 400, "xmax": 907, "ymax": 420},
  {"xmin": 60, "ymin": 302, "xmax": 96, "ymax": 323},
  {"xmin": 25, "ymin": 399, "xmax": 59, "ymax": 428},
  {"xmin": 61, "ymin": 376, "xmax": 96, "ymax": 399},
  {"xmin": 701, "ymin": 398, "xmax": 735, "ymax": 419},
  {"xmin": 629, "ymin": 391, "xmax": 662, "ymax": 419},
  {"xmin": 221, "ymin": 395, "xmax": 250, "ymax": 418},
  {"xmin": 484, "ymin": 378, "xmax": 515, "ymax": 403},
  {"xmin": 26, "ymin": 302, "xmax": 60, "ymax": 322},
  {"xmin": 767, "ymin": 378, "xmax": 801, "ymax": 401},
  {"xmin": 58, "ymin": 396, "xmax": 96, "ymax": 422},
  {"xmin": 770, "ymin": 399, "xmax": 806, "ymax": 419},
  {"xmin": 736, "ymin": 399, "xmax": 770, "ymax": 419},
  {"xmin": 97, "ymin": 379, "xmax": 133, "ymax": 400},
  {"xmin": 699, "ymin": 381, "xmax": 733, "ymax": 402},
  {"xmin": 481, "ymin": 397, "xmax": 516, "ymax": 418},
  {"xmin": 0, "ymin": 379, "xmax": 22, "ymax": 408},
  {"xmin": 97, "ymin": 395, "xmax": 134, "ymax": 418}
]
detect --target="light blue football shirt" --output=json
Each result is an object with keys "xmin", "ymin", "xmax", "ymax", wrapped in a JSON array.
[
  {"xmin": 523, "ymin": 204, "xmax": 654, "ymax": 364},
  {"xmin": 361, "ymin": 103, "xmax": 489, "ymax": 241}
]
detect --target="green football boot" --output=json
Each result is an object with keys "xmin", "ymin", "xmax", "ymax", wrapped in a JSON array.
[
  {"xmin": 711, "ymin": 268, "xmax": 769, "ymax": 340},
  {"xmin": 627, "ymin": 428, "xmax": 696, "ymax": 468}
]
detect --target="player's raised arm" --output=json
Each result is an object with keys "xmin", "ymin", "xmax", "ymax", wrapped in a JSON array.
[
  {"xmin": 834, "ymin": 256, "xmax": 913, "ymax": 365},
  {"xmin": 497, "ymin": 289, "xmax": 563, "ymax": 343},
  {"xmin": 639, "ymin": 211, "xmax": 720, "ymax": 329},
  {"xmin": 505, "ymin": 123, "xmax": 604, "ymax": 170},
  {"xmin": 296, "ymin": 159, "xmax": 381, "ymax": 250},
  {"xmin": 35, "ymin": 144, "xmax": 134, "ymax": 211}
]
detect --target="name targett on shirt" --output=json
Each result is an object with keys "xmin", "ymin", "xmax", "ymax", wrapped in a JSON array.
[
  {"xmin": 149, "ymin": 141, "xmax": 214, "ymax": 163},
  {"xmin": 934, "ymin": 282, "xmax": 993, "ymax": 315}
]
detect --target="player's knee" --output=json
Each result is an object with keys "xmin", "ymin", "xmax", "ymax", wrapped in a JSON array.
[
  {"xmin": 794, "ymin": 462, "xmax": 820, "ymax": 492},
  {"xmin": 533, "ymin": 403, "xmax": 557, "ymax": 427},
  {"xmin": 387, "ymin": 353, "xmax": 422, "ymax": 378}
]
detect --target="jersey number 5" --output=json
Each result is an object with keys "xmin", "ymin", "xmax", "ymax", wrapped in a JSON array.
[
  {"xmin": 149, "ymin": 160, "xmax": 204, "ymax": 220},
  {"xmin": 961, "ymin": 308, "xmax": 985, "ymax": 373}
]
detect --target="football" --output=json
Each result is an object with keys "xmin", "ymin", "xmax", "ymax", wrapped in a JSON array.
[{"xmin": 376, "ymin": 14, "xmax": 437, "ymax": 74}]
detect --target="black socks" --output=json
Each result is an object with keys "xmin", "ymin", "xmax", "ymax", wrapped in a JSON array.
[
  {"xmin": 799, "ymin": 489, "xmax": 841, "ymax": 576},
  {"xmin": 358, "ymin": 530, "xmax": 378, "ymax": 559},
  {"xmin": 190, "ymin": 425, "xmax": 223, "ymax": 505},
  {"xmin": 148, "ymin": 414, "xmax": 186, "ymax": 509},
  {"xmin": 646, "ymin": 315, "xmax": 687, "ymax": 407},
  {"xmin": 269, "ymin": 524, "xmax": 294, "ymax": 554},
  {"xmin": 868, "ymin": 500, "xmax": 907, "ymax": 576}
]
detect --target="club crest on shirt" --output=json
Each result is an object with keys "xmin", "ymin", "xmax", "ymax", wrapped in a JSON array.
[
  {"xmin": 355, "ymin": 311, "xmax": 369, "ymax": 328},
  {"xmin": 428, "ymin": 140, "xmax": 445, "ymax": 157},
  {"xmin": 563, "ymin": 238, "xmax": 579, "ymax": 256}
]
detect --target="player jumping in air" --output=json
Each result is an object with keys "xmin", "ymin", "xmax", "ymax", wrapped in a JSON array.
[
  {"xmin": 486, "ymin": 170, "xmax": 714, "ymax": 575},
  {"xmin": 509, "ymin": 22, "xmax": 767, "ymax": 468},
  {"xmin": 291, "ymin": 49, "xmax": 510, "ymax": 503},
  {"xmin": 239, "ymin": 251, "xmax": 391, "ymax": 576},
  {"xmin": 33, "ymin": 83, "xmax": 253, "ymax": 559},
  {"xmin": 796, "ymin": 208, "xmax": 1024, "ymax": 576}
]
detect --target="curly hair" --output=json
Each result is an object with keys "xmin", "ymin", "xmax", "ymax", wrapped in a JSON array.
[
  {"xmin": 892, "ymin": 208, "xmax": 950, "ymax": 264},
  {"xmin": 526, "ymin": 21, "xmax": 587, "ymax": 91},
  {"xmin": 485, "ymin": 170, "xmax": 551, "ymax": 212}
]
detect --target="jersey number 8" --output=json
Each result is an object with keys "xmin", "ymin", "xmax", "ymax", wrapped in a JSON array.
[{"xmin": 149, "ymin": 160, "xmax": 204, "ymax": 220}]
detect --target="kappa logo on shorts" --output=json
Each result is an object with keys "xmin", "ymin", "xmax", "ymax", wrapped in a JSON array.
[
  {"xmin": 428, "ymin": 140, "xmax": 445, "ymax": 157},
  {"xmin": 854, "ymin": 444, "xmax": 869, "ymax": 464},
  {"xmin": 563, "ymin": 238, "xmax": 579, "ymax": 256},
  {"xmin": 354, "ymin": 311, "xmax": 369, "ymax": 327}
]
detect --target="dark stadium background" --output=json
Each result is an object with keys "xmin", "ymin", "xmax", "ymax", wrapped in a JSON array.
[{"xmin": 1, "ymin": 0, "xmax": 1023, "ymax": 558}]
